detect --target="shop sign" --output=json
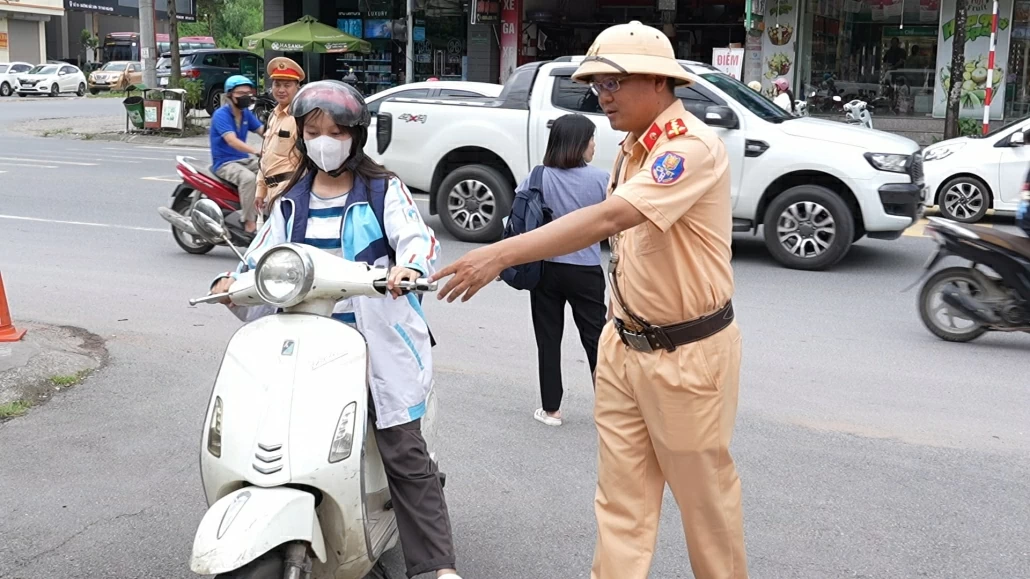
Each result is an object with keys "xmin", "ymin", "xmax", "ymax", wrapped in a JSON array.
[
  {"xmin": 712, "ymin": 48, "xmax": 745, "ymax": 80},
  {"xmin": 0, "ymin": 33, "xmax": 7, "ymax": 49},
  {"xmin": 65, "ymin": 0, "xmax": 197, "ymax": 21},
  {"xmin": 474, "ymin": 0, "xmax": 501, "ymax": 22},
  {"xmin": 758, "ymin": 0, "xmax": 798, "ymax": 99},
  {"xmin": 499, "ymin": 0, "xmax": 521, "ymax": 84},
  {"xmin": 271, "ymin": 42, "xmax": 306, "ymax": 52},
  {"xmin": 932, "ymin": 0, "xmax": 1015, "ymax": 119}
]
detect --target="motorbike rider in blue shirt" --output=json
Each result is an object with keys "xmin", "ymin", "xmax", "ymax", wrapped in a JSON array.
[
  {"xmin": 210, "ymin": 75, "xmax": 265, "ymax": 234},
  {"xmin": 208, "ymin": 80, "xmax": 461, "ymax": 579}
]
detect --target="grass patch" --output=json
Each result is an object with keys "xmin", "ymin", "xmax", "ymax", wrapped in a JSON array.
[
  {"xmin": 41, "ymin": 128, "xmax": 70, "ymax": 137},
  {"xmin": 50, "ymin": 369, "xmax": 91, "ymax": 387},
  {"xmin": 0, "ymin": 400, "xmax": 32, "ymax": 418}
]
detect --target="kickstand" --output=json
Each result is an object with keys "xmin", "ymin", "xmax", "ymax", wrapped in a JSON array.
[{"xmin": 366, "ymin": 559, "xmax": 397, "ymax": 579}]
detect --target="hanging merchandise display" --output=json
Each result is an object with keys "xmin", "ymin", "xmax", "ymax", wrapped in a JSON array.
[
  {"xmin": 932, "ymin": 0, "xmax": 1015, "ymax": 119},
  {"xmin": 760, "ymin": 0, "xmax": 800, "ymax": 99}
]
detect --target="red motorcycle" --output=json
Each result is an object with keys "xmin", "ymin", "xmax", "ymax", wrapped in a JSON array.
[{"xmin": 157, "ymin": 155, "xmax": 257, "ymax": 255}]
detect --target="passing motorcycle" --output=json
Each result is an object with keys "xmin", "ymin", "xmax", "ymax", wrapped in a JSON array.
[
  {"xmin": 157, "ymin": 155, "xmax": 256, "ymax": 255},
  {"xmin": 834, "ymin": 95, "xmax": 874, "ymax": 129},
  {"xmin": 909, "ymin": 216, "xmax": 1030, "ymax": 342},
  {"xmin": 185, "ymin": 199, "xmax": 440, "ymax": 579}
]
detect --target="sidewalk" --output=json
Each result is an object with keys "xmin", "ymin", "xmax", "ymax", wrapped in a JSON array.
[
  {"xmin": 11, "ymin": 112, "xmax": 215, "ymax": 148},
  {"xmin": 0, "ymin": 323, "xmax": 107, "ymax": 420}
]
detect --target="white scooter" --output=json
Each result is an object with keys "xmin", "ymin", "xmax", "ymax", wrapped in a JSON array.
[
  {"xmin": 834, "ymin": 95, "xmax": 874, "ymax": 129},
  {"xmin": 185, "ymin": 200, "xmax": 439, "ymax": 579}
]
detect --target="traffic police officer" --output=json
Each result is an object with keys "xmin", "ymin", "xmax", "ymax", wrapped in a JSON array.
[
  {"xmin": 430, "ymin": 20, "xmax": 748, "ymax": 579},
  {"xmin": 255, "ymin": 57, "xmax": 305, "ymax": 212}
]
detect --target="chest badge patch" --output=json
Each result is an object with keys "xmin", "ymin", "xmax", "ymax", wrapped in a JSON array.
[{"xmin": 651, "ymin": 152, "xmax": 685, "ymax": 184}]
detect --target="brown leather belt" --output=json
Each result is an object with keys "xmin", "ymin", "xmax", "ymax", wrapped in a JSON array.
[
  {"xmin": 264, "ymin": 172, "xmax": 293, "ymax": 187},
  {"xmin": 614, "ymin": 301, "xmax": 734, "ymax": 353}
]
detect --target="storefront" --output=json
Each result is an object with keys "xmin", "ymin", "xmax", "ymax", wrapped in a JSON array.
[
  {"xmin": 1, "ymin": 0, "xmax": 63, "ymax": 65},
  {"xmin": 744, "ymin": 0, "xmax": 1030, "ymax": 124},
  {"xmin": 321, "ymin": 0, "xmax": 468, "ymax": 95}
]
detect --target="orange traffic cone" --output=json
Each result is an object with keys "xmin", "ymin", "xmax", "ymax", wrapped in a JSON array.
[{"xmin": 0, "ymin": 272, "xmax": 26, "ymax": 342}]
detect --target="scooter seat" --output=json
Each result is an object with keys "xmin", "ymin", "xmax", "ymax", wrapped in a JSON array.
[
  {"xmin": 199, "ymin": 166, "xmax": 239, "ymax": 191},
  {"xmin": 967, "ymin": 225, "xmax": 1030, "ymax": 259}
]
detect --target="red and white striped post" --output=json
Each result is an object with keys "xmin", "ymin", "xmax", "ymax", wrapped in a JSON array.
[{"xmin": 983, "ymin": 0, "xmax": 1001, "ymax": 135}]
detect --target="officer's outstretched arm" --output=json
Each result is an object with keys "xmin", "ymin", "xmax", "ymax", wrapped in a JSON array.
[
  {"xmin": 432, "ymin": 197, "xmax": 647, "ymax": 302},
  {"xmin": 495, "ymin": 196, "xmax": 647, "ymax": 268}
]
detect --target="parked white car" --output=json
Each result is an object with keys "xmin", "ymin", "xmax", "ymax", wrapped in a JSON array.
[
  {"xmin": 0, "ymin": 61, "xmax": 33, "ymax": 97},
  {"xmin": 16, "ymin": 63, "xmax": 88, "ymax": 97},
  {"xmin": 922, "ymin": 116, "xmax": 1030, "ymax": 223},
  {"xmin": 366, "ymin": 80, "xmax": 503, "ymax": 114},
  {"xmin": 372, "ymin": 57, "xmax": 927, "ymax": 271}
]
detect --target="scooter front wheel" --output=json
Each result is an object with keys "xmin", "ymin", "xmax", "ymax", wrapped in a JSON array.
[
  {"xmin": 214, "ymin": 551, "xmax": 283, "ymax": 579},
  {"xmin": 172, "ymin": 195, "xmax": 216, "ymax": 255}
]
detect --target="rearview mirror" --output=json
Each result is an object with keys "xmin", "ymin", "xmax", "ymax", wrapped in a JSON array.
[
  {"xmin": 1011, "ymin": 131, "xmax": 1025, "ymax": 146},
  {"xmin": 703, "ymin": 105, "xmax": 739, "ymax": 130},
  {"xmin": 191, "ymin": 199, "xmax": 227, "ymax": 242}
]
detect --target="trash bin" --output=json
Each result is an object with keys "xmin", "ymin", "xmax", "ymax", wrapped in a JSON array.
[
  {"xmin": 160, "ymin": 88, "xmax": 187, "ymax": 131},
  {"xmin": 143, "ymin": 89, "xmax": 163, "ymax": 130},
  {"xmin": 122, "ymin": 95, "xmax": 145, "ymax": 130}
]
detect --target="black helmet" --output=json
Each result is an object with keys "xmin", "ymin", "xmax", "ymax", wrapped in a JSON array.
[
  {"xmin": 290, "ymin": 79, "xmax": 370, "ymax": 127},
  {"xmin": 290, "ymin": 80, "xmax": 370, "ymax": 176}
]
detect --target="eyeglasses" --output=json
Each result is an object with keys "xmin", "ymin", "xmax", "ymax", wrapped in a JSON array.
[{"xmin": 590, "ymin": 77, "xmax": 625, "ymax": 96}]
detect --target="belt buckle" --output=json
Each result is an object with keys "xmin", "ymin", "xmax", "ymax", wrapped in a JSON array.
[{"xmin": 615, "ymin": 319, "xmax": 653, "ymax": 353}]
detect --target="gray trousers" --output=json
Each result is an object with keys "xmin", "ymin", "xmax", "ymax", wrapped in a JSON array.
[
  {"xmin": 370, "ymin": 400, "xmax": 457, "ymax": 577},
  {"xmin": 214, "ymin": 157, "xmax": 259, "ymax": 223}
]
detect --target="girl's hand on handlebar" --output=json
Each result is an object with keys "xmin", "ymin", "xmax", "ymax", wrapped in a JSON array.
[
  {"xmin": 211, "ymin": 277, "xmax": 234, "ymax": 305},
  {"xmin": 387, "ymin": 267, "xmax": 420, "ymax": 298}
]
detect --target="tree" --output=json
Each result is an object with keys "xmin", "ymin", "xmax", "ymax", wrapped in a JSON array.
[
  {"xmin": 168, "ymin": 0, "xmax": 182, "ymax": 89},
  {"xmin": 944, "ymin": 0, "xmax": 968, "ymax": 139}
]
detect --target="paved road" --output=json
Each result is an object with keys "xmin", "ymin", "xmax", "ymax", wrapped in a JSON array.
[{"xmin": 0, "ymin": 101, "xmax": 1027, "ymax": 579}]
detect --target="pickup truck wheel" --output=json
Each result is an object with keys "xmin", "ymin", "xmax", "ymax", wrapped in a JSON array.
[
  {"xmin": 763, "ymin": 185, "xmax": 854, "ymax": 271},
  {"xmin": 437, "ymin": 165, "xmax": 512, "ymax": 243}
]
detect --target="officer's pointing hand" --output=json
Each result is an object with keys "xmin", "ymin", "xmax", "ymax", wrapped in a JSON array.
[{"xmin": 431, "ymin": 246, "xmax": 503, "ymax": 303}]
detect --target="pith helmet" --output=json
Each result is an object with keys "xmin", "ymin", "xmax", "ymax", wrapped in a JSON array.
[{"xmin": 572, "ymin": 21, "xmax": 692, "ymax": 86}]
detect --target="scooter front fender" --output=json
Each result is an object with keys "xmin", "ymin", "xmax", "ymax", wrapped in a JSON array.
[{"xmin": 190, "ymin": 486, "xmax": 327, "ymax": 575}]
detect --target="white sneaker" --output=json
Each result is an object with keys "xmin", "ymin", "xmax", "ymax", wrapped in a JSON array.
[
  {"xmin": 438, "ymin": 575, "xmax": 463, "ymax": 579},
  {"xmin": 533, "ymin": 408, "xmax": 562, "ymax": 426}
]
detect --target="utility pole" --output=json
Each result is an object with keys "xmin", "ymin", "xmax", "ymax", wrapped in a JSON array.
[
  {"xmin": 139, "ymin": 0, "xmax": 158, "ymax": 88},
  {"xmin": 406, "ymin": 0, "xmax": 414, "ymax": 84}
]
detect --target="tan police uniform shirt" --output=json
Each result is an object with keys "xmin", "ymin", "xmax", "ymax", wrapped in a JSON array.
[
  {"xmin": 608, "ymin": 99, "xmax": 734, "ymax": 328},
  {"xmin": 256, "ymin": 103, "xmax": 300, "ymax": 203}
]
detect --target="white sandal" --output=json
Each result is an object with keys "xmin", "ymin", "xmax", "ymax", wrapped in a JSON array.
[{"xmin": 534, "ymin": 408, "xmax": 562, "ymax": 426}]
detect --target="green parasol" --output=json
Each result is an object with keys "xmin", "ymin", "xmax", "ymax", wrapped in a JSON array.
[{"xmin": 244, "ymin": 15, "xmax": 371, "ymax": 54}]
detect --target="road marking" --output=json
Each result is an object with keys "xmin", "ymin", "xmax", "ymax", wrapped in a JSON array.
[
  {"xmin": 141, "ymin": 176, "xmax": 182, "ymax": 183},
  {"xmin": 0, "ymin": 162, "xmax": 58, "ymax": 169},
  {"xmin": 0, "ymin": 157, "xmax": 97, "ymax": 166},
  {"xmin": 131, "ymin": 146, "xmax": 209, "ymax": 153},
  {"xmin": 0, "ymin": 214, "xmax": 165, "ymax": 233}
]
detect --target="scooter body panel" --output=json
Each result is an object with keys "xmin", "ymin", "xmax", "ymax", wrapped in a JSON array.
[
  {"xmin": 190, "ymin": 486, "xmax": 327, "ymax": 575},
  {"xmin": 199, "ymin": 312, "xmax": 401, "ymax": 578}
]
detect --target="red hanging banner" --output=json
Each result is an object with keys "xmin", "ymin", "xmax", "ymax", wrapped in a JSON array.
[{"xmin": 500, "ymin": 0, "xmax": 522, "ymax": 84}]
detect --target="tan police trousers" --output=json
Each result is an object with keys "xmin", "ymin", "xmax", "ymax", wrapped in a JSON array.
[{"xmin": 590, "ymin": 320, "xmax": 747, "ymax": 579}]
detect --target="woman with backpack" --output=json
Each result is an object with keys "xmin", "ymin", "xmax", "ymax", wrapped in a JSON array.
[{"xmin": 520, "ymin": 113, "xmax": 610, "ymax": 426}]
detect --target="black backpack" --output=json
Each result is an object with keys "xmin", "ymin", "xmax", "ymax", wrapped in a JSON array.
[{"xmin": 500, "ymin": 166, "xmax": 552, "ymax": 291}]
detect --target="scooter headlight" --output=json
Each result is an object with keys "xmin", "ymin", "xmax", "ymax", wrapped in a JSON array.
[
  {"xmin": 255, "ymin": 245, "xmax": 314, "ymax": 308},
  {"xmin": 328, "ymin": 402, "xmax": 358, "ymax": 463},
  {"xmin": 207, "ymin": 396, "xmax": 223, "ymax": 458}
]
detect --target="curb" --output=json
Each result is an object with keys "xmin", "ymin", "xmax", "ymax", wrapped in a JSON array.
[{"xmin": 0, "ymin": 323, "xmax": 109, "ymax": 421}]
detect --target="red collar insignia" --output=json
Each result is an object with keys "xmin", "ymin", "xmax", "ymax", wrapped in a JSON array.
[
  {"xmin": 641, "ymin": 122, "xmax": 662, "ymax": 152},
  {"xmin": 665, "ymin": 118, "xmax": 688, "ymax": 139}
]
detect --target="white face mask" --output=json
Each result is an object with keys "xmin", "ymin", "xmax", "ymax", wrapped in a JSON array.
[{"xmin": 305, "ymin": 135, "xmax": 352, "ymax": 173}]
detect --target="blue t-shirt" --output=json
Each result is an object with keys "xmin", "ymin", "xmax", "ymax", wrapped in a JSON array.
[
  {"xmin": 514, "ymin": 165, "xmax": 610, "ymax": 266},
  {"xmin": 210, "ymin": 105, "xmax": 262, "ymax": 171}
]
